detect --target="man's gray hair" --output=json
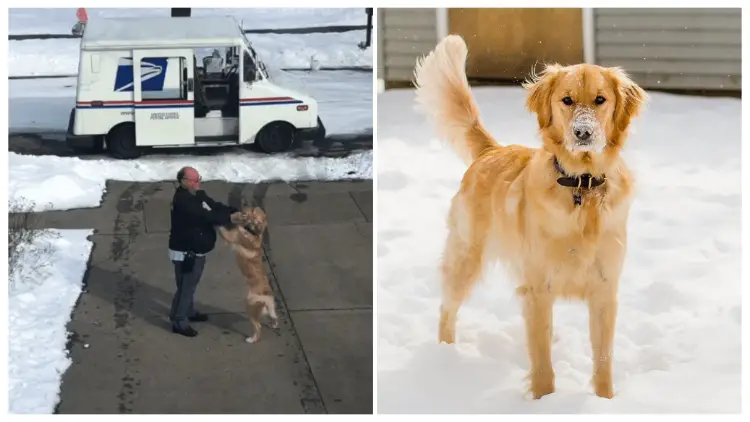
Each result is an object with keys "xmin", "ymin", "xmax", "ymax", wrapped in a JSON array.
[{"xmin": 176, "ymin": 166, "xmax": 190, "ymax": 182}]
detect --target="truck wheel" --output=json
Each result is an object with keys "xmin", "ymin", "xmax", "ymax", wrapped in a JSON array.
[
  {"xmin": 257, "ymin": 123, "xmax": 294, "ymax": 154},
  {"xmin": 107, "ymin": 124, "xmax": 142, "ymax": 159}
]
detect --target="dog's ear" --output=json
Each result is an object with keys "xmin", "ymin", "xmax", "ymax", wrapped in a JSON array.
[
  {"xmin": 522, "ymin": 63, "xmax": 562, "ymax": 129},
  {"xmin": 607, "ymin": 67, "xmax": 647, "ymax": 134}
]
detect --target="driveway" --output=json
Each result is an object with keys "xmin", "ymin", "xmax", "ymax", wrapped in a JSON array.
[{"xmin": 33, "ymin": 179, "xmax": 372, "ymax": 414}]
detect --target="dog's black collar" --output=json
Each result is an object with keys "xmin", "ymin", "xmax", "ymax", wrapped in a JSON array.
[
  {"xmin": 243, "ymin": 223, "xmax": 262, "ymax": 237},
  {"xmin": 553, "ymin": 157, "xmax": 606, "ymax": 206}
]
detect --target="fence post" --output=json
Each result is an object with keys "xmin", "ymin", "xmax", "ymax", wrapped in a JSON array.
[
  {"xmin": 365, "ymin": 8, "xmax": 373, "ymax": 48},
  {"xmin": 171, "ymin": 8, "xmax": 191, "ymax": 17}
]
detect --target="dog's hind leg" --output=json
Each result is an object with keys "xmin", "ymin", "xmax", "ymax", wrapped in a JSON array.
[
  {"xmin": 261, "ymin": 294, "xmax": 279, "ymax": 329},
  {"xmin": 438, "ymin": 196, "xmax": 489, "ymax": 344},
  {"xmin": 245, "ymin": 295, "xmax": 266, "ymax": 344}
]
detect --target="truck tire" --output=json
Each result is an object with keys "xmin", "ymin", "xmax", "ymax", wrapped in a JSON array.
[
  {"xmin": 256, "ymin": 122, "xmax": 294, "ymax": 154},
  {"xmin": 107, "ymin": 124, "xmax": 142, "ymax": 159}
]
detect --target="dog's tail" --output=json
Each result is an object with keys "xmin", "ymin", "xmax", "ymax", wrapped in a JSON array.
[{"xmin": 413, "ymin": 35, "xmax": 498, "ymax": 165}]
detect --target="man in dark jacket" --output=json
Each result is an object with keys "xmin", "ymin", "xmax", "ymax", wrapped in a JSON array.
[{"xmin": 168, "ymin": 166, "xmax": 246, "ymax": 337}]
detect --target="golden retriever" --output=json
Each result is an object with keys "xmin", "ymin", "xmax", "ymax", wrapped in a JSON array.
[
  {"xmin": 218, "ymin": 206, "xmax": 278, "ymax": 344},
  {"xmin": 413, "ymin": 35, "xmax": 647, "ymax": 399}
]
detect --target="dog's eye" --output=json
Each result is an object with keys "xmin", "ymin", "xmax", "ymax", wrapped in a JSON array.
[
  {"xmin": 595, "ymin": 96, "xmax": 606, "ymax": 105},
  {"xmin": 562, "ymin": 97, "xmax": 573, "ymax": 106}
]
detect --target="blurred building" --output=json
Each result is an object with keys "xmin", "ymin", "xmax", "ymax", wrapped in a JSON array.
[{"xmin": 377, "ymin": 8, "xmax": 741, "ymax": 94}]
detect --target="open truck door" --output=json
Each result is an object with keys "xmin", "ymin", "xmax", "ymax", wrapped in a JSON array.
[
  {"xmin": 239, "ymin": 49, "xmax": 256, "ymax": 146},
  {"xmin": 132, "ymin": 49, "xmax": 195, "ymax": 146}
]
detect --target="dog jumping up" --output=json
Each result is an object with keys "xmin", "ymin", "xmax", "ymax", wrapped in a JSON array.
[
  {"xmin": 217, "ymin": 205, "xmax": 278, "ymax": 344},
  {"xmin": 413, "ymin": 35, "xmax": 647, "ymax": 399}
]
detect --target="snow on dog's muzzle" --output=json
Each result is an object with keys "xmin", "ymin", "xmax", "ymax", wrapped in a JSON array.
[{"xmin": 569, "ymin": 108, "xmax": 605, "ymax": 153}]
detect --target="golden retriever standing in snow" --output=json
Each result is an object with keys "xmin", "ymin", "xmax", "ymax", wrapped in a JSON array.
[
  {"xmin": 413, "ymin": 35, "xmax": 646, "ymax": 399},
  {"xmin": 218, "ymin": 206, "xmax": 278, "ymax": 344}
]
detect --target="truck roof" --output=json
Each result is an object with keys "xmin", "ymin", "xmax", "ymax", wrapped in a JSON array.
[{"xmin": 81, "ymin": 16, "xmax": 246, "ymax": 50}]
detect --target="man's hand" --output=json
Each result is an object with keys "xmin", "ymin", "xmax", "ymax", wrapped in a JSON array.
[{"xmin": 230, "ymin": 212, "xmax": 247, "ymax": 224}]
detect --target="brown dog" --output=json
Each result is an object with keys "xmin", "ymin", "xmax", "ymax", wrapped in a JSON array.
[
  {"xmin": 413, "ymin": 35, "xmax": 646, "ymax": 399},
  {"xmin": 217, "ymin": 205, "xmax": 278, "ymax": 343}
]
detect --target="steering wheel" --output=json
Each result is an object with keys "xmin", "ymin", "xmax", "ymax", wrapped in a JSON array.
[{"xmin": 224, "ymin": 64, "xmax": 238, "ymax": 79}]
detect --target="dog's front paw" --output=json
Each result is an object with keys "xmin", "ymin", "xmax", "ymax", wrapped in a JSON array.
[
  {"xmin": 527, "ymin": 371, "xmax": 555, "ymax": 399},
  {"xmin": 593, "ymin": 379, "xmax": 614, "ymax": 399},
  {"xmin": 591, "ymin": 369, "xmax": 614, "ymax": 399},
  {"xmin": 530, "ymin": 382, "xmax": 555, "ymax": 400}
]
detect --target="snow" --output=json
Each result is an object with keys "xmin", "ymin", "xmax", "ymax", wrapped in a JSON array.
[
  {"xmin": 376, "ymin": 88, "xmax": 741, "ymax": 413},
  {"xmin": 9, "ymin": 7, "xmax": 366, "ymax": 34},
  {"xmin": 9, "ymin": 230, "xmax": 94, "ymax": 414},
  {"xmin": 9, "ymin": 31, "xmax": 372, "ymax": 77},
  {"xmin": 9, "ymin": 149, "xmax": 372, "ymax": 212}
]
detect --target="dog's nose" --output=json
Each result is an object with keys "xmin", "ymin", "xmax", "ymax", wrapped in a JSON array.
[{"xmin": 574, "ymin": 128, "xmax": 592, "ymax": 141}]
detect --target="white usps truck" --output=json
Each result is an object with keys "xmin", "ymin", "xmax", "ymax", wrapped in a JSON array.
[{"xmin": 66, "ymin": 16, "xmax": 326, "ymax": 159}]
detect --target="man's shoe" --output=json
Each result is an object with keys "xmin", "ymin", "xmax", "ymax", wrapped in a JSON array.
[
  {"xmin": 172, "ymin": 325, "xmax": 198, "ymax": 337},
  {"xmin": 189, "ymin": 312, "xmax": 209, "ymax": 322}
]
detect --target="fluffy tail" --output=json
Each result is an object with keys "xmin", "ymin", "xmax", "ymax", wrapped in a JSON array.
[{"xmin": 413, "ymin": 35, "xmax": 498, "ymax": 165}]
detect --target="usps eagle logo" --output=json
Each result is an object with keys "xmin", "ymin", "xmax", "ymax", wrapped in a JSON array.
[{"xmin": 113, "ymin": 57, "xmax": 169, "ymax": 92}]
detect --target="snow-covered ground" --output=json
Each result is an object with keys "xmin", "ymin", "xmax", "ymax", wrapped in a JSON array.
[
  {"xmin": 9, "ymin": 230, "xmax": 94, "ymax": 414},
  {"xmin": 10, "ymin": 149, "xmax": 372, "ymax": 212},
  {"xmin": 376, "ymin": 88, "xmax": 741, "ymax": 413},
  {"xmin": 9, "ymin": 7, "xmax": 366, "ymax": 34},
  {"xmin": 9, "ymin": 31, "xmax": 372, "ymax": 77}
]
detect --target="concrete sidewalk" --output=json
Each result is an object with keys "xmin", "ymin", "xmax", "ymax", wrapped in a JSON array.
[{"xmin": 36, "ymin": 179, "xmax": 372, "ymax": 414}]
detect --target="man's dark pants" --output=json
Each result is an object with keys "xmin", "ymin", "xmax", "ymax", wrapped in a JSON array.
[{"xmin": 169, "ymin": 256, "xmax": 206, "ymax": 329}]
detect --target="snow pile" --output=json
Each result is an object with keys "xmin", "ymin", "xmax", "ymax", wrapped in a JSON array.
[
  {"xmin": 9, "ymin": 230, "xmax": 94, "ymax": 413},
  {"xmin": 9, "ymin": 149, "xmax": 373, "ymax": 211},
  {"xmin": 248, "ymin": 31, "xmax": 372, "ymax": 70},
  {"xmin": 376, "ymin": 88, "xmax": 741, "ymax": 413}
]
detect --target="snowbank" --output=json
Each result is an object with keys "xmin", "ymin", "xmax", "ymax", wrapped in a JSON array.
[
  {"xmin": 9, "ymin": 150, "xmax": 373, "ymax": 211},
  {"xmin": 9, "ymin": 230, "xmax": 94, "ymax": 413}
]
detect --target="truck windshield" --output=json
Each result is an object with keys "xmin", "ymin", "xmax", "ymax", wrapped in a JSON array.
[{"xmin": 241, "ymin": 32, "xmax": 268, "ymax": 79}]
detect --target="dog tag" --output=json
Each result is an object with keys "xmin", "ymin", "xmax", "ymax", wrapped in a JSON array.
[{"xmin": 573, "ymin": 190, "xmax": 583, "ymax": 206}]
